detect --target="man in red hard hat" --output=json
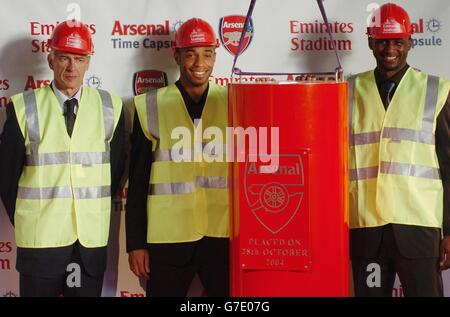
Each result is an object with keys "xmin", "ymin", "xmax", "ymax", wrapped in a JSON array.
[
  {"xmin": 349, "ymin": 3, "xmax": 450, "ymax": 296},
  {"xmin": 126, "ymin": 18, "xmax": 229, "ymax": 297},
  {"xmin": 0, "ymin": 20, "xmax": 125, "ymax": 296}
]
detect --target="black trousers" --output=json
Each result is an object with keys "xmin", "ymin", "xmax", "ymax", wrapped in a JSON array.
[
  {"xmin": 19, "ymin": 242, "xmax": 104, "ymax": 297},
  {"xmin": 146, "ymin": 236, "xmax": 229, "ymax": 297},
  {"xmin": 352, "ymin": 225, "xmax": 443, "ymax": 297}
]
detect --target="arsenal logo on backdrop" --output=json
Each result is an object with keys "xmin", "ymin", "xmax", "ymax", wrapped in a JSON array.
[
  {"xmin": 133, "ymin": 70, "xmax": 167, "ymax": 95},
  {"xmin": 219, "ymin": 15, "xmax": 254, "ymax": 56}
]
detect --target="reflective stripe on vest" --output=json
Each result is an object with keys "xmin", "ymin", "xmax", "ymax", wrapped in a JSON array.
[
  {"xmin": 380, "ymin": 161, "xmax": 440, "ymax": 179},
  {"xmin": 154, "ymin": 144, "xmax": 227, "ymax": 162},
  {"xmin": 350, "ymin": 131, "xmax": 381, "ymax": 146},
  {"xmin": 348, "ymin": 76, "xmax": 355, "ymax": 146},
  {"xmin": 98, "ymin": 89, "xmax": 115, "ymax": 141},
  {"xmin": 23, "ymin": 90, "xmax": 40, "ymax": 153},
  {"xmin": 26, "ymin": 152, "xmax": 110, "ymax": 166},
  {"xmin": 17, "ymin": 185, "xmax": 111, "ymax": 199},
  {"xmin": 349, "ymin": 166, "xmax": 378, "ymax": 181},
  {"xmin": 146, "ymin": 89, "xmax": 159, "ymax": 138},
  {"xmin": 149, "ymin": 176, "xmax": 229, "ymax": 195}
]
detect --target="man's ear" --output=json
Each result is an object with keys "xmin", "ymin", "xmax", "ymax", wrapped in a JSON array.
[
  {"xmin": 368, "ymin": 38, "xmax": 374, "ymax": 50},
  {"xmin": 407, "ymin": 36, "xmax": 412, "ymax": 49},
  {"xmin": 47, "ymin": 54, "xmax": 53, "ymax": 70},
  {"xmin": 173, "ymin": 50, "xmax": 181, "ymax": 66}
]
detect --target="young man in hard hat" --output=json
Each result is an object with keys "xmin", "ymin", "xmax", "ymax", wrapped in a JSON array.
[
  {"xmin": 0, "ymin": 20, "xmax": 125, "ymax": 297},
  {"xmin": 126, "ymin": 18, "xmax": 229, "ymax": 297},
  {"xmin": 349, "ymin": 3, "xmax": 450, "ymax": 296}
]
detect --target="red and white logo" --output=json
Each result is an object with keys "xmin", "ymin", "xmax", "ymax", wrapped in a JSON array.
[
  {"xmin": 382, "ymin": 18, "xmax": 403, "ymax": 34},
  {"xmin": 190, "ymin": 28, "xmax": 208, "ymax": 44},
  {"xmin": 133, "ymin": 70, "xmax": 167, "ymax": 95},
  {"xmin": 219, "ymin": 15, "xmax": 254, "ymax": 56},
  {"xmin": 244, "ymin": 154, "xmax": 306, "ymax": 234}
]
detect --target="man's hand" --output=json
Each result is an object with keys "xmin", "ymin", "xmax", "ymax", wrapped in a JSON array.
[
  {"xmin": 128, "ymin": 249, "xmax": 150, "ymax": 279},
  {"xmin": 440, "ymin": 236, "xmax": 450, "ymax": 270}
]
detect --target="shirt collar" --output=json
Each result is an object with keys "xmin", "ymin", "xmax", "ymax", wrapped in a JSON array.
[
  {"xmin": 175, "ymin": 80, "xmax": 209, "ymax": 107},
  {"xmin": 374, "ymin": 64, "xmax": 410, "ymax": 86},
  {"xmin": 51, "ymin": 81, "xmax": 82, "ymax": 111}
]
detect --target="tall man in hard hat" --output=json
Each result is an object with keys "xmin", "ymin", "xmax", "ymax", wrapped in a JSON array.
[
  {"xmin": 0, "ymin": 21, "xmax": 125, "ymax": 296},
  {"xmin": 126, "ymin": 18, "xmax": 229, "ymax": 297},
  {"xmin": 349, "ymin": 3, "xmax": 450, "ymax": 296}
]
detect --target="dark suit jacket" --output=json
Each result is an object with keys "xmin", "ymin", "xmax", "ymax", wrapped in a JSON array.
[
  {"xmin": 16, "ymin": 242, "xmax": 106, "ymax": 278},
  {"xmin": 145, "ymin": 237, "xmax": 228, "ymax": 265},
  {"xmin": 350, "ymin": 224, "xmax": 441, "ymax": 259},
  {"xmin": 148, "ymin": 241, "xmax": 201, "ymax": 267}
]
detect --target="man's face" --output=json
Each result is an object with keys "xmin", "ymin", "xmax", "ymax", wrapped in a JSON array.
[
  {"xmin": 369, "ymin": 37, "xmax": 411, "ymax": 75},
  {"xmin": 174, "ymin": 46, "xmax": 216, "ymax": 88},
  {"xmin": 48, "ymin": 51, "xmax": 90, "ymax": 94}
]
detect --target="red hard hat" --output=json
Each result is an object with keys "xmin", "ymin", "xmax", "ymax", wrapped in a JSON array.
[
  {"xmin": 172, "ymin": 18, "xmax": 219, "ymax": 51},
  {"xmin": 48, "ymin": 20, "xmax": 94, "ymax": 55},
  {"xmin": 367, "ymin": 3, "xmax": 413, "ymax": 39}
]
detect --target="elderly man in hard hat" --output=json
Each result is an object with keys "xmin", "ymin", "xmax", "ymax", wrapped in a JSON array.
[
  {"xmin": 349, "ymin": 3, "xmax": 450, "ymax": 296},
  {"xmin": 126, "ymin": 18, "xmax": 229, "ymax": 297},
  {"xmin": 0, "ymin": 21, "xmax": 125, "ymax": 297}
]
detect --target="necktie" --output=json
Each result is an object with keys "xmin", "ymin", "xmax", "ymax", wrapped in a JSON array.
[
  {"xmin": 382, "ymin": 81, "xmax": 396, "ymax": 108},
  {"xmin": 64, "ymin": 99, "xmax": 77, "ymax": 137}
]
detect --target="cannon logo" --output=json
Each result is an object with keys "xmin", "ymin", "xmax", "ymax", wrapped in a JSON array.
[
  {"xmin": 133, "ymin": 70, "xmax": 168, "ymax": 95},
  {"xmin": 244, "ymin": 154, "xmax": 307, "ymax": 234},
  {"xmin": 219, "ymin": 15, "xmax": 254, "ymax": 56}
]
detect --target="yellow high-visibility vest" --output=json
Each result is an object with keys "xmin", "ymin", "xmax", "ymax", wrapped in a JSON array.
[
  {"xmin": 134, "ymin": 83, "xmax": 229, "ymax": 243},
  {"xmin": 349, "ymin": 68, "xmax": 450, "ymax": 229},
  {"xmin": 11, "ymin": 85, "xmax": 122, "ymax": 248}
]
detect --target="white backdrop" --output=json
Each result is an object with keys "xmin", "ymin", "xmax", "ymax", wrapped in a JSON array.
[{"xmin": 1, "ymin": 0, "xmax": 450, "ymax": 297}]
